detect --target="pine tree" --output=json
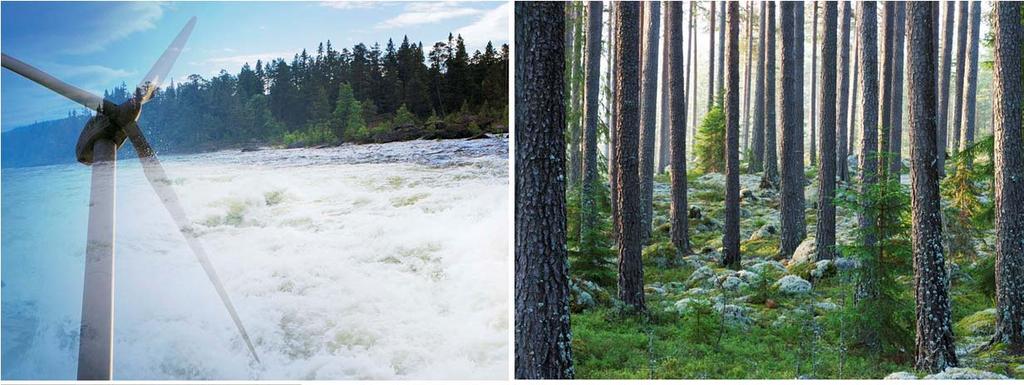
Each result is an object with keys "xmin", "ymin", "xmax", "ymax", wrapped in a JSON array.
[
  {"xmin": 749, "ymin": 2, "xmax": 766, "ymax": 174},
  {"xmin": 906, "ymin": 2, "xmax": 958, "ymax": 371},
  {"xmin": 855, "ymin": 0, "xmax": 881, "ymax": 348},
  {"xmin": 951, "ymin": 0, "xmax": 968, "ymax": 153},
  {"xmin": 815, "ymin": 1, "xmax": 838, "ymax": 262},
  {"xmin": 760, "ymin": 1, "xmax": 779, "ymax": 189},
  {"xmin": 991, "ymin": 0, "xmax": 1024, "ymax": 355},
  {"xmin": 639, "ymin": 1, "xmax": 661, "ymax": 245},
  {"xmin": 888, "ymin": 2, "xmax": 907, "ymax": 176},
  {"xmin": 514, "ymin": 2, "xmax": 574, "ymax": 379},
  {"xmin": 707, "ymin": 1, "xmax": 716, "ymax": 112},
  {"xmin": 580, "ymin": 0, "xmax": 603, "ymax": 251},
  {"xmin": 722, "ymin": 1, "xmax": 741, "ymax": 270},
  {"xmin": 959, "ymin": 1, "xmax": 980, "ymax": 161},
  {"xmin": 667, "ymin": 0, "xmax": 690, "ymax": 256},
  {"xmin": 937, "ymin": 1, "xmax": 955, "ymax": 176},
  {"xmin": 614, "ymin": 1, "xmax": 646, "ymax": 312},
  {"xmin": 836, "ymin": 1, "xmax": 852, "ymax": 183},
  {"xmin": 779, "ymin": 1, "xmax": 806, "ymax": 258}
]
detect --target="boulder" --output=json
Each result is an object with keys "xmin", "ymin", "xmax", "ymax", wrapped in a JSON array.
[
  {"xmin": 883, "ymin": 372, "xmax": 918, "ymax": 380},
  {"xmin": 749, "ymin": 224, "xmax": 778, "ymax": 241},
  {"xmin": 955, "ymin": 308, "xmax": 997, "ymax": 337},
  {"xmin": 740, "ymin": 188, "xmax": 757, "ymax": 202},
  {"xmin": 749, "ymin": 260, "xmax": 787, "ymax": 276},
  {"xmin": 834, "ymin": 257, "xmax": 861, "ymax": 272},
  {"xmin": 775, "ymin": 275, "xmax": 812, "ymax": 295},
  {"xmin": 735, "ymin": 270, "xmax": 761, "ymax": 283},
  {"xmin": 689, "ymin": 205, "xmax": 703, "ymax": 220},
  {"xmin": 922, "ymin": 367, "xmax": 1009, "ymax": 380},
  {"xmin": 814, "ymin": 301, "xmax": 839, "ymax": 312},
  {"xmin": 673, "ymin": 297, "xmax": 713, "ymax": 314},
  {"xmin": 810, "ymin": 259, "xmax": 835, "ymax": 280},
  {"xmin": 721, "ymin": 276, "xmax": 748, "ymax": 292},
  {"xmin": 686, "ymin": 266, "xmax": 717, "ymax": 288},
  {"xmin": 790, "ymin": 237, "xmax": 817, "ymax": 264},
  {"xmin": 713, "ymin": 303, "xmax": 755, "ymax": 327}
]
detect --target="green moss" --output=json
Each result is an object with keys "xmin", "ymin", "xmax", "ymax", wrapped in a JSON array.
[
  {"xmin": 741, "ymin": 238, "xmax": 779, "ymax": 259},
  {"xmin": 955, "ymin": 308, "xmax": 997, "ymax": 337}
]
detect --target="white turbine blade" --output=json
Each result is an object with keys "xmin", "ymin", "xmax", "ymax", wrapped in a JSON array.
[
  {"xmin": 1, "ymin": 53, "xmax": 114, "ymax": 113},
  {"xmin": 122, "ymin": 121, "xmax": 261, "ymax": 364},
  {"xmin": 136, "ymin": 16, "xmax": 197, "ymax": 105}
]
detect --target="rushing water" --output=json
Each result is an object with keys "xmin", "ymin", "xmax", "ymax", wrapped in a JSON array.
[{"xmin": 1, "ymin": 137, "xmax": 509, "ymax": 380}]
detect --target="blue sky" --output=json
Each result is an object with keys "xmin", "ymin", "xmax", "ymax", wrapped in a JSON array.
[{"xmin": 1, "ymin": 1, "xmax": 509, "ymax": 130}]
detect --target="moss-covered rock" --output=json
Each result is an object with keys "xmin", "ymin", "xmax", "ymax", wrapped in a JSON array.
[{"xmin": 956, "ymin": 308, "xmax": 997, "ymax": 337}]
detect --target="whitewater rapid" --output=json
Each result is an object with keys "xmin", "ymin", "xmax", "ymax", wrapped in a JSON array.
[{"xmin": 1, "ymin": 137, "xmax": 508, "ymax": 380}]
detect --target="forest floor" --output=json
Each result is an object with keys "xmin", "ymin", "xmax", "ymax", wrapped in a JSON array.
[{"xmin": 568, "ymin": 165, "xmax": 1024, "ymax": 379}]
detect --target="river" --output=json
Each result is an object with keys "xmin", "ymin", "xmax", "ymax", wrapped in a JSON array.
[{"xmin": 1, "ymin": 137, "xmax": 509, "ymax": 380}]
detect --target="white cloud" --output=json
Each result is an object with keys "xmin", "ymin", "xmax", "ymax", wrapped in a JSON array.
[
  {"xmin": 63, "ymin": 3, "xmax": 166, "ymax": 54},
  {"xmin": 201, "ymin": 51, "xmax": 295, "ymax": 72},
  {"xmin": 320, "ymin": 1, "xmax": 379, "ymax": 10},
  {"xmin": 376, "ymin": 1, "xmax": 482, "ymax": 29},
  {"xmin": 455, "ymin": 2, "xmax": 509, "ymax": 48}
]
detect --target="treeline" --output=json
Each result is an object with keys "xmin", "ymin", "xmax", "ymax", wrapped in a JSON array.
[
  {"xmin": 137, "ymin": 34, "xmax": 508, "ymax": 150},
  {"xmin": 2, "ymin": 34, "xmax": 508, "ymax": 167}
]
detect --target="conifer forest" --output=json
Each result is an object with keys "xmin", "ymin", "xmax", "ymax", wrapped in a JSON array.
[{"xmin": 515, "ymin": 1, "xmax": 1024, "ymax": 379}]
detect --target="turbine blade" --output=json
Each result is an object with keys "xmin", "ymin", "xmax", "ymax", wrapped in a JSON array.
[
  {"xmin": 136, "ymin": 16, "xmax": 196, "ymax": 104},
  {"xmin": 122, "ymin": 121, "xmax": 261, "ymax": 364},
  {"xmin": 1, "ymin": 53, "xmax": 116, "ymax": 113}
]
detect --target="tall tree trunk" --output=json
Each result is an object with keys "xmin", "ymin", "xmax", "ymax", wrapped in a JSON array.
[
  {"xmin": 668, "ymin": 1, "xmax": 691, "ymax": 256},
  {"xmin": 708, "ymin": 1, "xmax": 716, "ymax": 111},
  {"xmin": 810, "ymin": 2, "xmax": 819, "ymax": 167},
  {"xmin": 849, "ymin": 19, "xmax": 860, "ymax": 160},
  {"xmin": 906, "ymin": 2, "xmax": 959, "ymax": 372},
  {"xmin": 951, "ymin": 0, "xmax": 968, "ymax": 153},
  {"xmin": 761, "ymin": 1, "xmax": 779, "ymax": 189},
  {"xmin": 796, "ymin": 2, "xmax": 804, "ymax": 166},
  {"xmin": 937, "ymin": 1, "xmax": 954, "ymax": 177},
  {"xmin": 658, "ymin": 12, "xmax": 671, "ymax": 175},
  {"xmin": 815, "ymin": 0, "xmax": 838, "ymax": 262},
  {"xmin": 614, "ymin": 1, "xmax": 646, "ymax": 312},
  {"xmin": 836, "ymin": 0, "xmax": 852, "ymax": 183},
  {"xmin": 743, "ymin": 1, "xmax": 754, "ymax": 155},
  {"xmin": 750, "ymin": 2, "xmax": 766, "ymax": 174},
  {"xmin": 779, "ymin": 1, "xmax": 806, "ymax": 258},
  {"xmin": 723, "ymin": 1, "xmax": 741, "ymax": 270},
  {"xmin": 888, "ymin": 2, "xmax": 906, "ymax": 176},
  {"xmin": 717, "ymin": 0, "xmax": 726, "ymax": 100},
  {"xmin": 608, "ymin": 2, "xmax": 619, "ymax": 239},
  {"xmin": 567, "ymin": 3, "xmax": 583, "ymax": 187},
  {"xmin": 639, "ymin": 1, "xmax": 661, "ymax": 245},
  {"xmin": 959, "ymin": 0, "xmax": 980, "ymax": 161},
  {"xmin": 581, "ymin": 1, "xmax": 603, "ymax": 247},
  {"xmin": 879, "ymin": 1, "xmax": 895, "ymax": 179},
  {"xmin": 514, "ymin": 2, "xmax": 574, "ymax": 378},
  {"xmin": 855, "ymin": 0, "xmax": 880, "ymax": 349},
  {"xmin": 689, "ymin": 2, "xmax": 698, "ymax": 155},
  {"xmin": 991, "ymin": 0, "xmax": 1024, "ymax": 355}
]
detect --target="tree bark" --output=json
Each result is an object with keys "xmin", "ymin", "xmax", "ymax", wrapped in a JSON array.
[
  {"xmin": 668, "ymin": 1, "xmax": 691, "ymax": 256},
  {"xmin": 855, "ymin": 0, "xmax": 880, "ymax": 349},
  {"xmin": 609, "ymin": 2, "xmax": 620, "ymax": 239},
  {"xmin": 761, "ymin": 1, "xmax": 779, "ymax": 189},
  {"xmin": 639, "ymin": 1, "xmax": 661, "ymax": 245},
  {"xmin": 951, "ymin": 0, "xmax": 968, "ymax": 153},
  {"xmin": 723, "ymin": 1, "xmax": 741, "ymax": 270},
  {"xmin": 937, "ymin": 1, "xmax": 954, "ymax": 177},
  {"xmin": 514, "ymin": 2, "xmax": 574, "ymax": 378},
  {"xmin": 836, "ymin": 0, "xmax": 852, "ymax": 183},
  {"xmin": 658, "ymin": 7, "xmax": 671, "ymax": 174},
  {"xmin": 614, "ymin": 1, "xmax": 646, "ymax": 312},
  {"xmin": 717, "ymin": 0, "xmax": 726, "ymax": 100},
  {"xmin": 906, "ymin": 2, "xmax": 959, "ymax": 372},
  {"xmin": 815, "ymin": 0, "xmax": 838, "ymax": 262},
  {"xmin": 689, "ymin": 2, "xmax": 698, "ymax": 148},
  {"xmin": 959, "ymin": 0, "xmax": 980, "ymax": 161},
  {"xmin": 992, "ymin": 0, "xmax": 1024, "ymax": 355},
  {"xmin": 779, "ymin": 1, "xmax": 806, "ymax": 258},
  {"xmin": 708, "ymin": 1, "xmax": 716, "ymax": 111},
  {"xmin": 888, "ymin": 2, "xmax": 907, "ymax": 176},
  {"xmin": 581, "ymin": 1, "xmax": 603, "ymax": 246},
  {"xmin": 567, "ymin": 4, "xmax": 583, "ymax": 187},
  {"xmin": 849, "ymin": 18, "xmax": 860, "ymax": 160},
  {"xmin": 749, "ymin": 2, "xmax": 766, "ymax": 174},
  {"xmin": 879, "ymin": 1, "xmax": 895, "ymax": 179},
  {"xmin": 743, "ymin": 1, "xmax": 753, "ymax": 155},
  {"xmin": 811, "ymin": 2, "xmax": 818, "ymax": 167}
]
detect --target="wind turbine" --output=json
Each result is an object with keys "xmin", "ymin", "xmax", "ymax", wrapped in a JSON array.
[{"xmin": 1, "ymin": 17, "xmax": 261, "ymax": 380}]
